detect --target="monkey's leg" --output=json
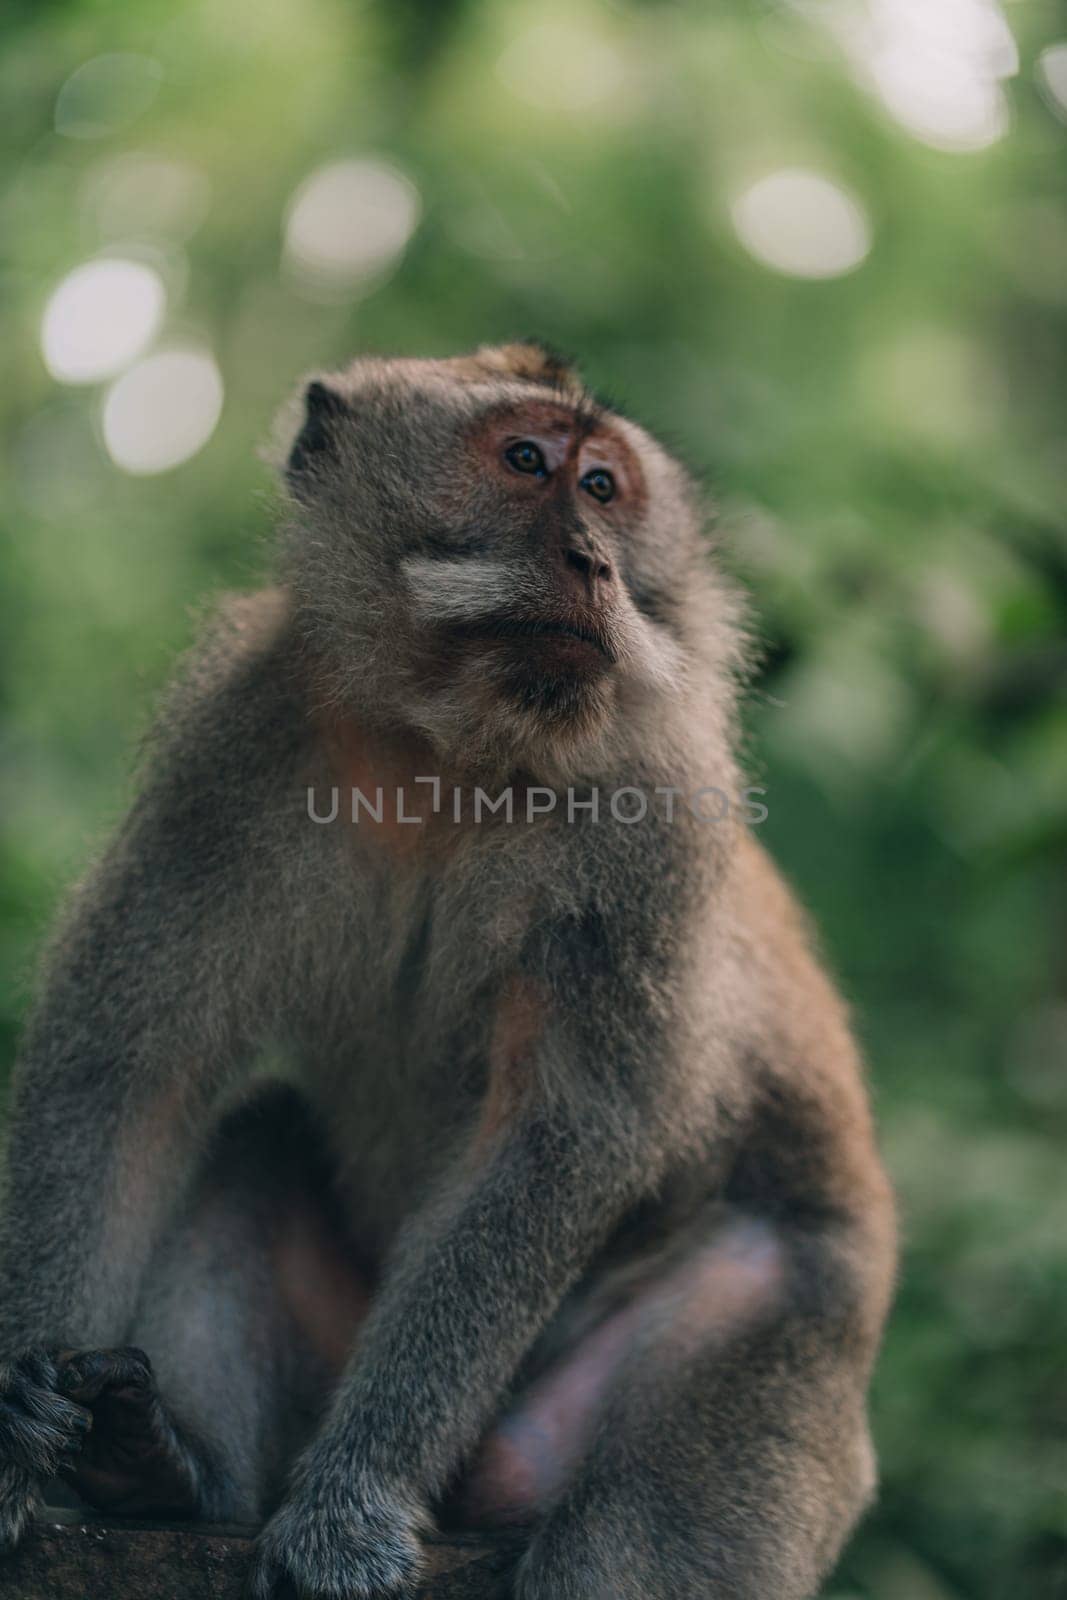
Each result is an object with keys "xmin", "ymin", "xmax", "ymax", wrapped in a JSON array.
[
  {"xmin": 53, "ymin": 1085, "xmax": 369, "ymax": 1524},
  {"xmin": 450, "ymin": 1213, "xmax": 786, "ymax": 1530},
  {"xmin": 458, "ymin": 1211, "xmax": 887, "ymax": 1600}
]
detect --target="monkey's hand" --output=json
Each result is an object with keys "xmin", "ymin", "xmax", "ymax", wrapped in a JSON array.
[
  {"xmin": 248, "ymin": 1475, "xmax": 425, "ymax": 1600},
  {"xmin": 54, "ymin": 1346, "xmax": 202, "ymax": 1517},
  {"xmin": 0, "ymin": 1350, "xmax": 91, "ymax": 1553}
]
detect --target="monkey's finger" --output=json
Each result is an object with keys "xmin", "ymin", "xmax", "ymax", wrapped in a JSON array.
[
  {"xmin": 0, "ymin": 1403, "xmax": 87, "ymax": 1476},
  {"xmin": 15, "ymin": 1379, "xmax": 91, "ymax": 1436},
  {"xmin": 56, "ymin": 1346, "xmax": 153, "ymax": 1405},
  {"xmin": 0, "ymin": 1358, "xmax": 91, "ymax": 1472},
  {"xmin": 54, "ymin": 1450, "xmax": 88, "ymax": 1482},
  {"xmin": 13, "ymin": 1350, "xmax": 60, "ymax": 1391}
]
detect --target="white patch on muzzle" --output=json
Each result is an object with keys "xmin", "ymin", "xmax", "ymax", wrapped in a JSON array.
[{"xmin": 402, "ymin": 556, "xmax": 516, "ymax": 624}]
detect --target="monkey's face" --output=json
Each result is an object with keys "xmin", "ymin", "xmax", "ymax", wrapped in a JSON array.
[{"xmin": 282, "ymin": 344, "xmax": 718, "ymax": 780}]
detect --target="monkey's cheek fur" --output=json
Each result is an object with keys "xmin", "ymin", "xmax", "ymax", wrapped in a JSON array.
[{"xmin": 248, "ymin": 1488, "xmax": 423, "ymax": 1600}]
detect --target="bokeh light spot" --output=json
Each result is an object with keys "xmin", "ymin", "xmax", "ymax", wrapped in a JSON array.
[
  {"xmin": 54, "ymin": 53, "xmax": 163, "ymax": 141},
  {"xmin": 41, "ymin": 259, "xmax": 166, "ymax": 385},
  {"xmin": 869, "ymin": 45, "xmax": 1009, "ymax": 151},
  {"xmin": 731, "ymin": 169, "xmax": 871, "ymax": 279},
  {"xmin": 1037, "ymin": 42, "xmax": 1067, "ymax": 123},
  {"xmin": 101, "ymin": 349, "xmax": 223, "ymax": 475},
  {"xmin": 283, "ymin": 159, "xmax": 420, "ymax": 296},
  {"xmin": 822, "ymin": 0, "xmax": 1016, "ymax": 153}
]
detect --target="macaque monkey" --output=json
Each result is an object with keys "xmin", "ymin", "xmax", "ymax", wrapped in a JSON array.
[{"xmin": 0, "ymin": 342, "xmax": 895, "ymax": 1599}]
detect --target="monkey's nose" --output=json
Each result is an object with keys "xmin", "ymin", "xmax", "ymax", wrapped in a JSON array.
[{"xmin": 564, "ymin": 545, "xmax": 613, "ymax": 595}]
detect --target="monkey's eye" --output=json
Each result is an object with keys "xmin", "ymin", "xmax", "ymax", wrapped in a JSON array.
[
  {"xmin": 580, "ymin": 467, "xmax": 615, "ymax": 504},
  {"xmin": 505, "ymin": 440, "xmax": 547, "ymax": 477}
]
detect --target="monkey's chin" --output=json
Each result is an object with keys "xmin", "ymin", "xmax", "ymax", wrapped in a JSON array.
[{"xmin": 410, "ymin": 652, "xmax": 618, "ymax": 786}]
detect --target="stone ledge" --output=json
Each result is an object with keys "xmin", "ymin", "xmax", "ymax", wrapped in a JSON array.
[{"xmin": 0, "ymin": 1509, "xmax": 513, "ymax": 1598}]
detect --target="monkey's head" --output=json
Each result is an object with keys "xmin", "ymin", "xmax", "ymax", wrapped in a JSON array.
[{"xmin": 281, "ymin": 342, "xmax": 743, "ymax": 782}]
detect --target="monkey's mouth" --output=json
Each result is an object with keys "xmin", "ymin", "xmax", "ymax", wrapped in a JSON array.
[{"xmin": 454, "ymin": 616, "xmax": 616, "ymax": 667}]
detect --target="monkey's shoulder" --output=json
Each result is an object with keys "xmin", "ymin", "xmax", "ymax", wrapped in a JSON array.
[
  {"xmin": 143, "ymin": 586, "xmax": 307, "ymax": 787},
  {"xmin": 179, "ymin": 585, "xmax": 295, "ymax": 697}
]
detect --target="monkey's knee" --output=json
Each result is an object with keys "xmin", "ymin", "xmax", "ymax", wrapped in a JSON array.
[{"xmin": 451, "ymin": 1215, "xmax": 787, "ymax": 1529}]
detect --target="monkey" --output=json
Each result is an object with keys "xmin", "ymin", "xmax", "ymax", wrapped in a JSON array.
[{"xmin": 0, "ymin": 341, "xmax": 896, "ymax": 1600}]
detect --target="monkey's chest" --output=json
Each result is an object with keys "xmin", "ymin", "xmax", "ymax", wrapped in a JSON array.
[
  {"xmin": 314, "ymin": 1015, "xmax": 493, "ymax": 1259},
  {"xmin": 310, "ymin": 910, "xmax": 505, "ymax": 1242},
  {"xmin": 303, "ymin": 832, "xmax": 543, "ymax": 1249}
]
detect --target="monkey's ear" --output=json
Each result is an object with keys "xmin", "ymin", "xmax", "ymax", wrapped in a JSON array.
[{"xmin": 286, "ymin": 379, "xmax": 352, "ymax": 493}]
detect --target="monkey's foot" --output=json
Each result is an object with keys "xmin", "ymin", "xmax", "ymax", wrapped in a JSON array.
[
  {"xmin": 0, "ymin": 1349, "xmax": 91, "ymax": 1551},
  {"xmin": 54, "ymin": 1347, "xmax": 201, "ymax": 1518}
]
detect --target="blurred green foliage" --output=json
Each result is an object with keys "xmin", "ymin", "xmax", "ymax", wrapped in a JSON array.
[{"xmin": 1, "ymin": 1, "xmax": 1066, "ymax": 1596}]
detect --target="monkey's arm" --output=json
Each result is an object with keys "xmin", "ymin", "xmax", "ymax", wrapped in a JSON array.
[
  {"xmin": 250, "ymin": 891, "xmax": 698, "ymax": 1600},
  {"xmin": 0, "ymin": 598, "xmax": 304, "ymax": 1540},
  {"xmin": 1, "ymin": 815, "xmax": 250, "ymax": 1354}
]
